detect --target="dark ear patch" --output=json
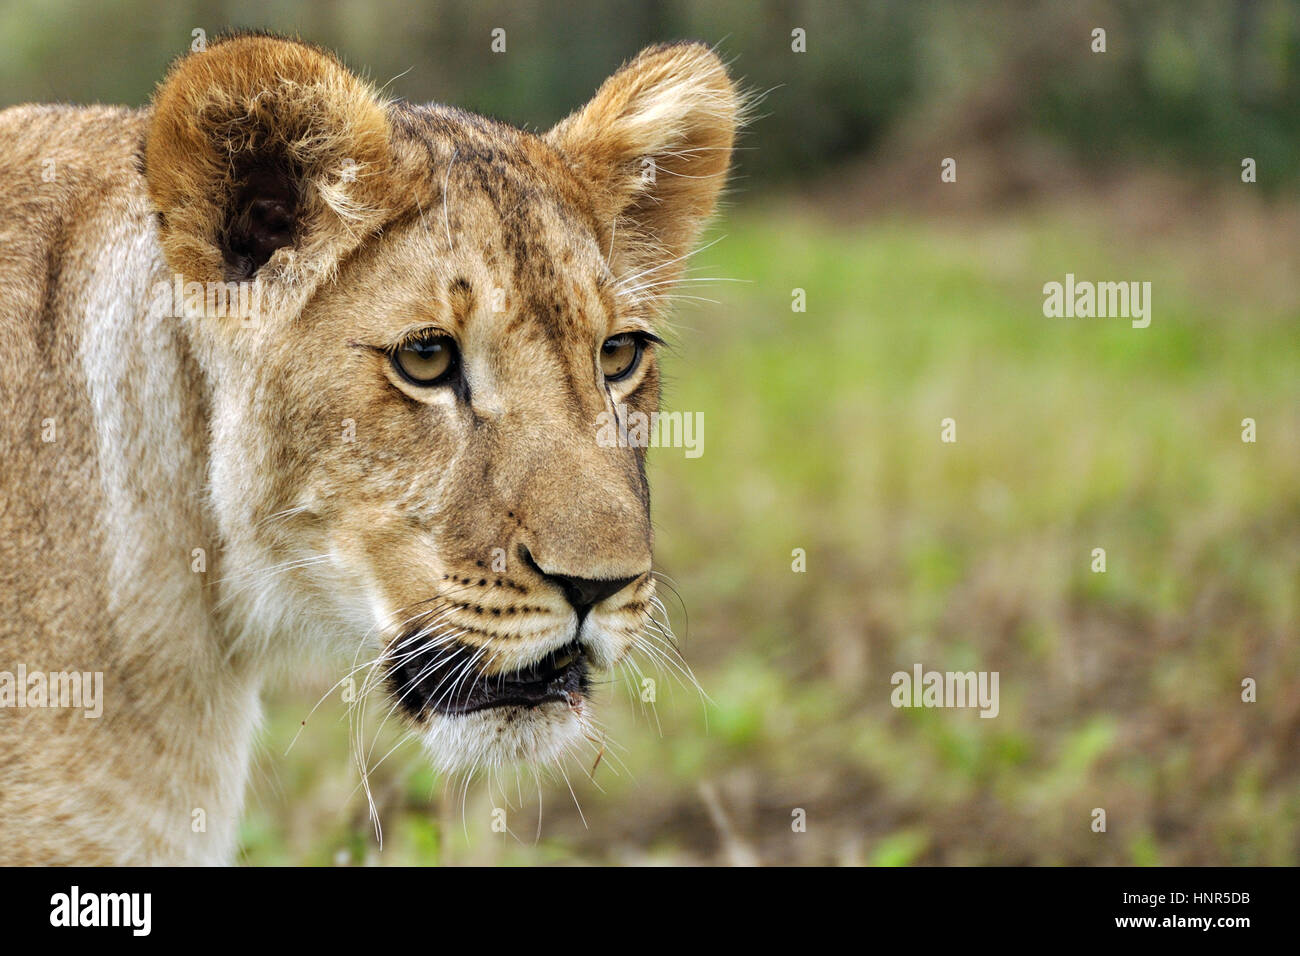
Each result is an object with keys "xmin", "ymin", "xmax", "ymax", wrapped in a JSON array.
[{"xmin": 223, "ymin": 163, "xmax": 300, "ymax": 278}]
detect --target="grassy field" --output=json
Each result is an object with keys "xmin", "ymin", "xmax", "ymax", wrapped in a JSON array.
[{"xmin": 240, "ymin": 199, "xmax": 1300, "ymax": 865}]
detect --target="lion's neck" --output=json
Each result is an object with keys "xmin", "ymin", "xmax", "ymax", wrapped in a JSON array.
[
  {"xmin": 73, "ymin": 185, "xmax": 264, "ymax": 863},
  {"xmin": 0, "ymin": 108, "xmax": 267, "ymax": 864}
]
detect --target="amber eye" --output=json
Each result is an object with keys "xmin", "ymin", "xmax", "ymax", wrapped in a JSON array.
[
  {"xmin": 392, "ymin": 335, "xmax": 457, "ymax": 386},
  {"xmin": 600, "ymin": 333, "xmax": 644, "ymax": 382}
]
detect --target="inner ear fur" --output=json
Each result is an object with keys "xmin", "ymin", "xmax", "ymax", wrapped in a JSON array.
[
  {"xmin": 144, "ymin": 33, "xmax": 394, "ymax": 284},
  {"xmin": 546, "ymin": 42, "xmax": 741, "ymax": 305}
]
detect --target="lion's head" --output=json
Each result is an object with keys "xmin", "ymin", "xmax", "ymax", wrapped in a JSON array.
[{"xmin": 141, "ymin": 34, "xmax": 738, "ymax": 771}]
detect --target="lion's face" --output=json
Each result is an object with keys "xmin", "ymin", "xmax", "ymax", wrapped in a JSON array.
[
  {"xmin": 144, "ymin": 36, "xmax": 737, "ymax": 770},
  {"xmin": 232, "ymin": 151, "xmax": 662, "ymax": 767}
]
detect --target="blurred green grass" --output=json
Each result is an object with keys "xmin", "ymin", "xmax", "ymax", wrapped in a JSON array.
[{"xmin": 241, "ymin": 203, "xmax": 1300, "ymax": 865}]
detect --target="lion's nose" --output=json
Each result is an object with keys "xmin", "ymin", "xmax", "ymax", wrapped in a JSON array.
[
  {"xmin": 550, "ymin": 572, "xmax": 640, "ymax": 614},
  {"xmin": 519, "ymin": 546, "xmax": 641, "ymax": 618}
]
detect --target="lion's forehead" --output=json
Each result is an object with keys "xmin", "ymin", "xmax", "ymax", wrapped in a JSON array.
[
  {"xmin": 325, "ymin": 107, "xmax": 611, "ymax": 338},
  {"xmin": 389, "ymin": 102, "xmax": 601, "ymax": 254}
]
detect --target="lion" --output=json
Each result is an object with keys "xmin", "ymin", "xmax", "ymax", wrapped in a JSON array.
[{"xmin": 0, "ymin": 33, "xmax": 739, "ymax": 864}]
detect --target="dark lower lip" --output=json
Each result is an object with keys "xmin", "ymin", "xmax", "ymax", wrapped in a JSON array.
[{"xmin": 386, "ymin": 639, "xmax": 588, "ymax": 718}]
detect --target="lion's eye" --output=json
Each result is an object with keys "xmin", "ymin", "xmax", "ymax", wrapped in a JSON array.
[
  {"xmin": 392, "ymin": 335, "xmax": 457, "ymax": 386},
  {"xmin": 600, "ymin": 333, "xmax": 643, "ymax": 382}
]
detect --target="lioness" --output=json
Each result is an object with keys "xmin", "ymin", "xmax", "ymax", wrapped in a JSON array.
[{"xmin": 0, "ymin": 33, "xmax": 738, "ymax": 864}]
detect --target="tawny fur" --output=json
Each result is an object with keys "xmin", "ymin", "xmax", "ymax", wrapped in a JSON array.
[{"xmin": 0, "ymin": 34, "xmax": 737, "ymax": 865}]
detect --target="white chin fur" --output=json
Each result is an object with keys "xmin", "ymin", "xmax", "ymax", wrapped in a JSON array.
[{"xmin": 418, "ymin": 701, "xmax": 587, "ymax": 773}]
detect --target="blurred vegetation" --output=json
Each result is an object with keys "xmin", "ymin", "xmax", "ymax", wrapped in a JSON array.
[
  {"xmin": 243, "ymin": 194, "xmax": 1299, "ymax": 864},
  {"xmin": 3, "ymin": 1, "xmax": 1295, "ymax": 863},
  {"xmin": 3, "ymin": 0, "xmax": 1300, "ymax": 187}
]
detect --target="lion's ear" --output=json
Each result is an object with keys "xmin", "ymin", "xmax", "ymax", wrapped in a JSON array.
[
  {"xmin": 144, "ymin": 34, "xmax": 393, "ymax": 285},
  {"xmin": 546, "ymin": 43, "xmax": 740, "ymax": 307}
]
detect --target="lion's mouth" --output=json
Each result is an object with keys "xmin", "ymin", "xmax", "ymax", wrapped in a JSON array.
[{"xmin": 387, "ymin": 639, "xmax": 588, "ymax": 718}]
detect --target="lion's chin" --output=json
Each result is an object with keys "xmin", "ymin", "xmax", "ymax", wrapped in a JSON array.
[{"xmin": 417, "ymin": 700, "xmax": 589, "ymax": 773}]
